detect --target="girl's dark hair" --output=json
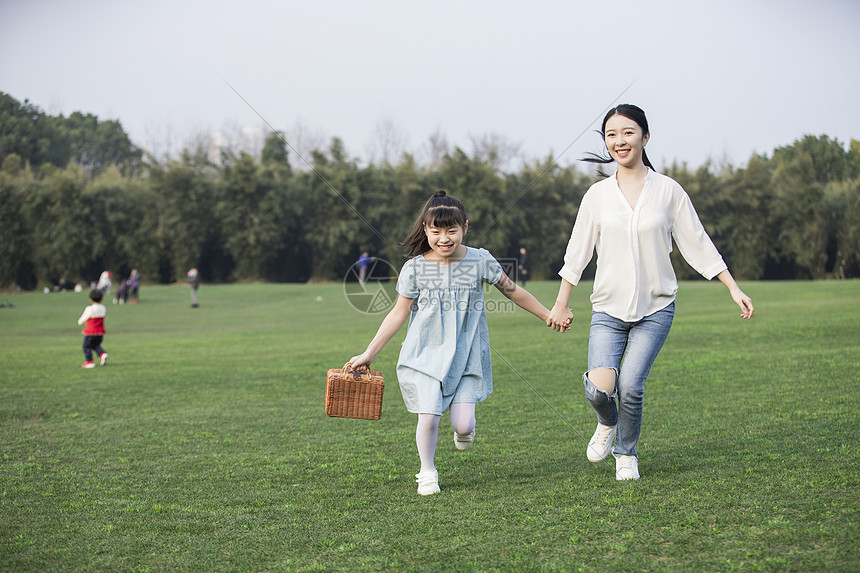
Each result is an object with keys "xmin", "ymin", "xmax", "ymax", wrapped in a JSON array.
[
  {"xmin": 581, "ymin": 103, "xmax": 656, "ymax": 172},
  {"xmin": 401, "ymin": 189, "xmax": 468, "ymax": 258},
  {"xmin": 89, "ymin": 289, "xmax": 103, "ymax": 303}
]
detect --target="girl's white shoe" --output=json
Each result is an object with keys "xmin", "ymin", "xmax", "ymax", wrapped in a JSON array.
[{"xmin": 415, "ymin": 470, "xmax": 440, "ymax": 495}]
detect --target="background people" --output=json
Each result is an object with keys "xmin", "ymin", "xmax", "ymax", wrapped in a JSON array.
[
  {"xmin": 357, "ymin": 252, "xmax": 376, "ymax": 286},
  {"xmin": 52, "ymin": 277, "xmax": 75, "ymax": 292},
  {"xmin": 96, "ymin": 270, "xmax": 112, "ymax": 295},
  {"xmin": 517, "ymin": 246, "xmax": 530, "ymax": 286},
  {"xmin": 128, "ymin": 269, "xmax": 140, "ymax": 303},
  {"xmin": 187, "ymin": 268, "xmax": 201, "ymax": 308},
  {"xmin": 77, "ymin": 288, "xmax": 108, "ymax": 368}
]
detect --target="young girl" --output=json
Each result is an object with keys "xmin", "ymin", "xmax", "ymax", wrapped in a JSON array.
[
  {"xmin": 547, "ymin": 104, "xmax": 753, "ymax": 481},
  {"xmin": 350, "ymin": 190, "xmax": 565, "ymax": 496}
]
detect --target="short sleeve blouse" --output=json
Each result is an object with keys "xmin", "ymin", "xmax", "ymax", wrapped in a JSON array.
[{"xmin": 395, "ymin": 247, "xmax": 502, "ymax": 392}]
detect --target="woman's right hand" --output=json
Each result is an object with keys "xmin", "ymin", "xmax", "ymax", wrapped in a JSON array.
[{"xmin": 547, "ymin": 302, "xmax": 573, "ymax": 332}]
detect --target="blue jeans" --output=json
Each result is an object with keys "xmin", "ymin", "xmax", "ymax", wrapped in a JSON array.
[{"xmin": 584, "ymin": 302, "xmax": 674, "ymax": 457}]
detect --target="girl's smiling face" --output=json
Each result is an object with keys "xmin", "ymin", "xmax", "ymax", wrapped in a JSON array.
[
  {"xmin": 423, "ymin": 221, "xmax": 467, "ymax": 261},
  {"xmin": 604, "ymin": 113, "xmax": 650, "ymax": 170}
]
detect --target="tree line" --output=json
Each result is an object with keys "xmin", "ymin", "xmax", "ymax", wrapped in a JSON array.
[{"xmin": 1, "ymin": 92, "xmax": 858, "ymax": 290}]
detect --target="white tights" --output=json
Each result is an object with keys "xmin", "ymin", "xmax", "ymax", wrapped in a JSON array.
[{"xmin": 416, "ymin": 403, "xmax": 476, "ymax": 472}]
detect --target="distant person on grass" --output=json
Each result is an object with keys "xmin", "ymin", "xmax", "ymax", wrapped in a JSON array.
[
  {"xmin": 187, "ymin": 268, "xmax": 200, "ymax": 308},
  {"xmin": 53, "ymin": 277, "xmax": 75, "ymax": 292},
  {"xmin": 78, "ymin": 289, "xmax": 109, "ymax": 369},
  {"xmin": 350, "ymin": 190, "xmax": 569, "ymax": 496},
  {"xmin": 114, "ymin": 269, "xmax": 141, "ymax": 305},
  {"xmin": 547, "ymin": 104, "xmax": 754, "ymax": 481},
  {"xmin": 517, "ymin": 246, "xmax": 530, "ymax": 286},
  {"xmin": 97, "ymin": 270, "xmax": 112, "ymax": 295},
  {"xmin": 357, "ymin": 251, "xmax": 375, "ymax": 286},
  {"xmin": 128, "ymin": 268, "xmax": 140, "ymax": 303}
]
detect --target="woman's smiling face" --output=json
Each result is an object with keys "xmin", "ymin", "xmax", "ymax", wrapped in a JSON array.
[{"xmin": 604, "ymin": 113, "xmax": 650, "ymax": 169}]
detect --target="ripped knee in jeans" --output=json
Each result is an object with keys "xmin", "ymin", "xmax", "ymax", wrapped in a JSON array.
[{"xmin": 583, "ymin": 368, "xmax": 618, "ymax": 402}]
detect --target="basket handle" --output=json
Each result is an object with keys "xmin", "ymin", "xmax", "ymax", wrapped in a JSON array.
[{"xmin": 343, "ymin": 361, "xmax": 370, "ymax": 381}]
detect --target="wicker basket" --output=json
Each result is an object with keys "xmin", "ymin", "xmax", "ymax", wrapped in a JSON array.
[{"xmin": 325, "ymin": 363, "xmax": 384, "ymax": 420}]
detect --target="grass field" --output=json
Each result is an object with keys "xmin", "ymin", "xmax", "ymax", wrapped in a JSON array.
[{"xmin": 1, "ymin": 280, "xmax": 858, "ymax": 572}]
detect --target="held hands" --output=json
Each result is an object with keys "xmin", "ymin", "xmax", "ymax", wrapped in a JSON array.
[{"xmin": 547, "ymin": 302, "xmax": 573, "ymax": 332}]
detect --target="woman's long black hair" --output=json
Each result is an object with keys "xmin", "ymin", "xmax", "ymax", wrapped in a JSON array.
[
  {"xmin": 401, "ymin": 190, "xmax": 468, "ymax": 258},
  {"xmin": 582, "ymin": 104, "xmax": 656, "ymax": 172}
]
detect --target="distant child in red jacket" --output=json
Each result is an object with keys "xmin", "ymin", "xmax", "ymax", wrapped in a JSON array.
[{"xmin": 78, "ymin": 289, "xmax": 108, "ymax": 368}]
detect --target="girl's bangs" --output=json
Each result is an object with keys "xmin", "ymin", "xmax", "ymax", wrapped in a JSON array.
[{"xmin": 425, "ymin": 205, "xmax": 466, "ymax": 229}]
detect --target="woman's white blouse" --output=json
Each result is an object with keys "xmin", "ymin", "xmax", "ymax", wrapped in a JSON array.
[{"xmin": 559, "ymin": 170, "xmax": 727, "ymax": 322}]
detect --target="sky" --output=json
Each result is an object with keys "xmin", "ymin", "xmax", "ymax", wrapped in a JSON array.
[{"xmin": 2, "ymin": 0, "xmax": 858, "ymax": 171}]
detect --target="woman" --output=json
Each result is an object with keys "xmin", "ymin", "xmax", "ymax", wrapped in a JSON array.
[{"xmin": 548, "ymin": 104, "xmax": 753, "ymax": 481}]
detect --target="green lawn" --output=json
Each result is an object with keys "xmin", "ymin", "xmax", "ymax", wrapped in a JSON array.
[{"xmin": 1, "ymin": 280, "xmax": 858, "ymax": 571}]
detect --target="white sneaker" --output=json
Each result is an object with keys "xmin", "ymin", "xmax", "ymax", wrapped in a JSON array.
[
  {"xmin": 415, "ymin": 470, "xmax": 440, "ymax": 496},
  {"xmin": 586, "ymin": 423, "xmax": 616, "ymax": 462},
  {"xmin": 454, "ymin": 429, "xmax": 476, "ymax": 451},
  {"xmin": 100, "ymin": 353, "xmax": 109, "ymax": 366},
  {"xmin": 616, "ymin": 455, "xmax": 640, "ymax": 481}
]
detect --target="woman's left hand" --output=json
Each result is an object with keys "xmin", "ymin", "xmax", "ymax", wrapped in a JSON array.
[
  {"xmin": 716, "ymin": 270, "xmax": 754, "ymax": 320},
  {"xmin": 731, "ymin": 288, "xmax": 754, "ymax": 319}
]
